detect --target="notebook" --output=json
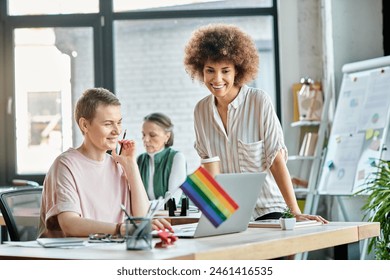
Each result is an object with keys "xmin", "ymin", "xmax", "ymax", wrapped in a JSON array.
[
  {"xmin": 37, "ymin": 238, "xmax": 85, "ymax": 248},
  {"xmin": 170, "ymin": 172, "xmax": 266, "ymax": 238}
]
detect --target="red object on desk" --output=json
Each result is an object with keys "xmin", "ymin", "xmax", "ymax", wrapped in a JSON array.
[{"xmin": 155, "ymin": 231, "xmax": 178, "ymax": 248}]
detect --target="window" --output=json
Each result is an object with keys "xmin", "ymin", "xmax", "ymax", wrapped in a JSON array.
[
  {"xmin": 113, "ymin": 0, "xmax": 273, "ymax": 12},
  {"xmin": 114, "ymin": 16, "xmax": 276, "ymax": 172},
  {"xmin": 0, "ymin": 0, "xmax": 279, "ymax": 184},
  {"xmin": 8, "ymin": 0, "xmax": 99, "ymax": 15},
  {"xmin": 13, "ymin": 27, "xmax": 94, "ymax": 175}
]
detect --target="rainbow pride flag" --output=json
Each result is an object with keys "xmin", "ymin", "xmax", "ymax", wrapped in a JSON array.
[{"xmin": 180, "ymin": 167, "xmax": 239, "ymax": 227}]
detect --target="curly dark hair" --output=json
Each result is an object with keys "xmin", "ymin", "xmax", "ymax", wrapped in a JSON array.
[{"xmin": 184, "ymin": 24, "xmax": 259, "ymax": 87}]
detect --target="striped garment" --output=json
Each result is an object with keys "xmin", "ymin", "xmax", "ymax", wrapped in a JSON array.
[
  {"xmin": 180, "ymin": 166, "xmax": 239, "ymax": 227},
  {"xmin": 193, "ymin": 85, "xmax": 287, "ymax": 219}
]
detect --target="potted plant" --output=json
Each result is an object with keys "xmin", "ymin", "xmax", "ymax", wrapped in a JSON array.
[
  {"xmin": 279, "ymin": 207, "xmax": 296, "ymax": 230},
  {"xmin": 355, "ymin": 159, "xmax": 390, "ymax": 260}
]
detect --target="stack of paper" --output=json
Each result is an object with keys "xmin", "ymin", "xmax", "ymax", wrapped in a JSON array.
[{"xmin": 249, "ymin": 219, "xmax": 323, "ymax": 228}]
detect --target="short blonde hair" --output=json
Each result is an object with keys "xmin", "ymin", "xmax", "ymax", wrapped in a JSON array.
[{"xmin": 74, "ymin": 88, "xmax": 120, "ymax": 132}]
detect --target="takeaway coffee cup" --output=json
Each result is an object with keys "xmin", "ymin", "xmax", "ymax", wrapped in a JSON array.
[{"xmin": 201, "ymin": 156, "xmax": 221, "ymax": 178}]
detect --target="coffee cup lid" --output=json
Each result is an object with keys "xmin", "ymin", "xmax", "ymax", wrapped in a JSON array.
[{"xmin": 200, "ymin": 156, "xmax": 220, "ymax": 164}]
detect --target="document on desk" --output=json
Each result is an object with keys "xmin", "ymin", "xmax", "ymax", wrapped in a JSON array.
[
  {"xmin": 4, "ymin": 239, "xmax": 99, "ymax": 248},
  {"xmin": 4, "ymin": 241, "xmax": 42, "ymax": 248},
  {"xmin": 249, "ymin": 219, "xmax": 323, "ymax": 228},
  {"xmin": 36, "ymin": 238, "xmax": 86, "ymax": 248},
  {"xmin": 4, "ymin": 239, "xmax": 88, "ymax": 249}
]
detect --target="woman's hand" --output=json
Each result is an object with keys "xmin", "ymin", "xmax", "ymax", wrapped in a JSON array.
[
  {"xmin": 295, "ymin": 213, "xmax": 329, "ymax": 224},
  {"xmin": 152, "ymin": 218, "xmax": 174, "ymax": 232},
  {"xmin": 118, "ymin": 139, "xmax": 137, "ymax": 158},
  {"xmin": 112, "ymin": 139, "xmax": 137, "ymax": 166}
]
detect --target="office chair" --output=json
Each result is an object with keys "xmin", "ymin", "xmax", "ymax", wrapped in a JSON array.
[
  {"xmin": 12, "ymin": 179, "xmax": 40, "ymax": 187},
  {"xmin": 0, "ymin": 187, "xmax": 42, "ymax": 241}
]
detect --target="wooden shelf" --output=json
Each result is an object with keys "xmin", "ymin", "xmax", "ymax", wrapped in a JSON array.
[
  {"xmin": 294, "ymin": 188, "xmax": 309, "ymax": 195},
  {"xmin": 291, "ymin": 120, "xmax": 321, "ymax": 127},
  {"xmin": 288, "ymin": 155, "xmax": 317, "ymax": 161}
]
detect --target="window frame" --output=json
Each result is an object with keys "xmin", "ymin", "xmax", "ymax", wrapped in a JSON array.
[{"xmin": 0, "ymin": 0, "xmax": 280, "ymax": 185}]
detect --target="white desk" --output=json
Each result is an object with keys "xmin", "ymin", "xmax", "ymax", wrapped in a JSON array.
[{"xmin": 0, "ymin": 222, "xmax": 379, "ymax": 260}]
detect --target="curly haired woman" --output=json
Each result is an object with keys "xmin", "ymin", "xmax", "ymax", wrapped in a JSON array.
[{"xmin": 184, "ymin": 23, "xmax": 327, "ymax": 223}]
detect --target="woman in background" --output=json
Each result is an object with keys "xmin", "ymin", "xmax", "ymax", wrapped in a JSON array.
[{"xmin": 137, "ymin": 112, "xmax": 187, "ymax": 206}]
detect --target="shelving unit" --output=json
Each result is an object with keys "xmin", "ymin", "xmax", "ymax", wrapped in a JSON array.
[
  {"xmin": 289, "ymin": 83, "xmax": 333, "ymax": 261},
  {"xmin": 288, "ymin": 121, "xmax": 322, "ymax": 207},
  {"xmin": 288, "ymin": 83, "xmax": 333, "ymax": 215}
]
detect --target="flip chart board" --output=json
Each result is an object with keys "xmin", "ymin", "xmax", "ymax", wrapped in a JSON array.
[{"xmin": 317, "ymin": 56, "xmax": 390, "ymax": 195}]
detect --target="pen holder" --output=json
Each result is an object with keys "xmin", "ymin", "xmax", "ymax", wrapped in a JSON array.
[{"xmin": 125, "ymin": 217, "xmax": 152, "ymax": 250}]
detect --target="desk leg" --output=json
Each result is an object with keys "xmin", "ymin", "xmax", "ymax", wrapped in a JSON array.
[{"xmin": 334, "ymin": 241, "xmax": 360, "ymax": 260}]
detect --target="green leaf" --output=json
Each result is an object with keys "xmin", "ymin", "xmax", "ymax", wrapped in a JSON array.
[{"xmin": 354, "ymin": 159, "xmax": 390, "ymax": 260}]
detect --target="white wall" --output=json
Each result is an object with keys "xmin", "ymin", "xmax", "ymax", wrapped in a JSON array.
[
  {"xmin": 329, "ymin": 0, "xmax": 383, "ymax": 96},
  {"xmin": 278, "ymin": 0, "xmax": 323, "ymax": 173},
  {"xmin": 279, "ymin": 0, "xmax": 383, "ymax": 188}
]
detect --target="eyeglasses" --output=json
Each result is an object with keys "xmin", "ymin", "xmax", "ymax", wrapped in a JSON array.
[{"xmin": 88, "ymin": 233, "xmax": 125, "ymax": 243}]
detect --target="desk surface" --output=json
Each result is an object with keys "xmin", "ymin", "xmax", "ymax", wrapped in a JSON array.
[{"xmin": 0, "ymin": 222, "xmax": 379, "ymax": 260}]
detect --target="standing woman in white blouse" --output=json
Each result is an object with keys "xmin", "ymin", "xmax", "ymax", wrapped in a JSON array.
[
  {"xmin": 137, "ymin": 113, "xmax": 186, "ymax": 205},
  {"xmin": 183, "ymin": 23, "xmax": 327, "ymax": 223}
]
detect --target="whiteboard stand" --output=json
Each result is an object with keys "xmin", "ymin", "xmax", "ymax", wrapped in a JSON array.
[{"xmin": 314, "ymin": 56, "xmax": 390, "ymax": 260}]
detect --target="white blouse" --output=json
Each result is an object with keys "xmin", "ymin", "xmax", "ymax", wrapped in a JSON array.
[{"xmin": 194, "ymin": 85, "xmax": 287, "ymax": 219}]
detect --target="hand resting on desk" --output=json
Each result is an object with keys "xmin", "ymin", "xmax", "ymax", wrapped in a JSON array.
[
  {"xmin": 152, "ymin": 218, "xmax": 174, "ymax": 232},
  {"xmin": 295, "ymin": 213, "xmax": 329, "ymax": 224}
]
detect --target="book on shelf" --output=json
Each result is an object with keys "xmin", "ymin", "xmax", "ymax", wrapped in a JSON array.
[
  {"xmin": 249, "ymin": 219, "xmax": 322, "ymax": 229},
  {"xmin": 299, "ymin": 133, "xmax": 309, "ymax": 156},
  {"xmin": 299, "ymin": 132, "xmax": 318, "ymax": 156},
  {"xmin": 305, "ymin": 132, "xmax": 318, "ymax": 156}
]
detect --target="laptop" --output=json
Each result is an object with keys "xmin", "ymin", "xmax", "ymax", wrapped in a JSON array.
[{"xmin": 171, "ymin": 172, "xmax": 266, "ymax": 238}]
